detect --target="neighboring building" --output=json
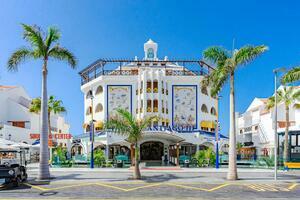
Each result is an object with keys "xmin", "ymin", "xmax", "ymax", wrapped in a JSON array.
[
  {"xmin": 236, "ymin": 86, "xmax": 300, "ymax": 159},
  {"xmin": 0, "ymin": 85, "xmax": 71, "ymax": 148},
  {"xmin": 77, "ymin": 39, "xmax": 228, "ymax": 165}
]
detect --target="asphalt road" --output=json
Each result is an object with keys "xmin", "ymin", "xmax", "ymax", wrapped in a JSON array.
[{"xmin": 0, "ymin": 170, "xmax": 299, "ymax": 199}]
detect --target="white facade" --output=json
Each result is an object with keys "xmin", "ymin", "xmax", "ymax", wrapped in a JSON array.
[
  {"xmin": 0, "ymin": 85, "xmax": 71, "ymax": 147},
  {"xmin": 78, "ymin": 40, "xmax": 228, "ymax": 163},
  {"xmin": 236, "ymin": 86, "xmax": 300, "ymax": 156}
]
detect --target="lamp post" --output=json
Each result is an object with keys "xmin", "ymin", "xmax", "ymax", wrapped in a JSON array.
[
  {"xmin": 215, "ymin": 95, "xmax": 222, "ymax": 169},
  {"xmin": 273, "ymin": 67, "xmax": 286, "ymax": 180},
  {"xmin": 87, "ymin": 90, "xmax": 95, "ymax": 169}
]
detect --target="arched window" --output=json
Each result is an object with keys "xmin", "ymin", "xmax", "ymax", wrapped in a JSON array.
[
  {"xmin": 95, "ymin": 86, "xmax": 103, "ymax": 95},
  {"xmin": 85, "ymin": 124, "xmax": 90, "ymax": 133},
  {"xmin": 147, "ymin": 80, "xmax": 152, "ymax": 93},
  {"xmin": 147, "ymin": 99, "xmax": 152, "ymax": 112},
  {"xmin": 201, "ymin": 87, "xmax": 208, "ymax": 95},
  {"xmin": 86, "ymin": 90, "xmax": 93, "ymax": 99},
  {"xmin": 95, "ymin": 103, "xmax": 103, "ymax": 113},
  {"xmin": 153, "ymin": 80, "xmax": 158, "ymax": 93},
  {"xmin": 86, "ymin": 106, "xmax": 92, "ymax": 115},
  {"xmin": 201, "ymin": 104, "xmax": 208, "ymax": 113},
  {"xmin": 211, "ymin": 107, "xmax": 217, "ymax": 116},
  {"xmin": 153, "ymin": 99, "xmax": 158, "ymax": 112}
]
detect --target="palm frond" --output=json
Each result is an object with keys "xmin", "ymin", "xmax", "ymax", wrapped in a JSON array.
[
  {"xmin": 266, "ymin": 96, "xmax": 275, "ymax": 110},
  {"xmin": 21, "ymin": 24, "xmax": 45, "ymax": 55},
  {"xmin": 294, "ymin": 103, "xmax": 300, "ymax": 109},
  {"xmin": 105, "ymin": 117, "xmax": 131, "ymax": 136},
  {"xmin": 281, "ymin": 67, "xmax": 300, "ymax": 84},
  {"xmin": 29, "ymin": 97, "xmax": 41, "ymax": 113},
  {"xmin": 48, "ymin": 46, "xmax": 77, "ymax": 68},
  {"xmin": 204, "ymin": 64, "xmax": 230, "ymax": 97},
  {"xmin": 45, "ymin": 26, "xmax": 60, "ymax": 50},
  {"xmin": 234, "ymin": 45, "xmax": 268, "ymax": 66},
  {"xmin": 7, "ymin": 47, "xmax": 34, "ymax": 71},
  {"xmin": 203, "ymin": 46, "xmax": 229, "ymax": 65},
  {"xmin": 139, "ymin": 115, "xmax": 158, "ymax": 131}
]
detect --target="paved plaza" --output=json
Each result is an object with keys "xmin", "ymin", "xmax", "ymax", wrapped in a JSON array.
[{"xmin": 0, "ymin": 167, "xmax": 299, "ymax": 199}]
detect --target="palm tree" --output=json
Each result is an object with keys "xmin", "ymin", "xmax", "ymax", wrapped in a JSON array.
[
  {"xmin": 30, "ymin": 96, "xmax": 66, "ymax": 136},
  {"xmin": 8, "ymin": 24, "xmax": 76, "ymax": 180},
  {"xmin": 105, "ymin": 109, "xmax": 156, "ymax": 179},
  {"xmin": 282, "ymin": 67, "xmax": 300, "ymax": 84},
  {"xmin": 202, "ymin": 45, "xmax": 268, "ymax": 180},
  {"xmin": 266, "ymin": 86, "xmax": 300, "ymax": 162}
]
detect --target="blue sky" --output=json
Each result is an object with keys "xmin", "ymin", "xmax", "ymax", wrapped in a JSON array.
[{"xmin": 0, "ymin": 0, "xmax": 300, "ymax": 136}]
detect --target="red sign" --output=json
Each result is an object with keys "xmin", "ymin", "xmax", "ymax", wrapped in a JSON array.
[{"xmin": 30, "ymin": 133, "xmax": 72, "ymax": 140}]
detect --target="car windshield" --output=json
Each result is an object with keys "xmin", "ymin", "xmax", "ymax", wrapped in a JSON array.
[{"xmin": 0, "ymin": 151, "xmax": 21, "ymax": 165}]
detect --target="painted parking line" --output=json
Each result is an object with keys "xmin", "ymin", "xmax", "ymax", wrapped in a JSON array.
[
  {"xmin": 165, "ymin": 183, "xmax": 231, "ymax": 192},
  {"xmin": 19, "ymin": 182, "xmax": 299, "ymax": 193},
  {"xmin": 246, "ymin": 184, "xmax": 295, "ymax": 192}
]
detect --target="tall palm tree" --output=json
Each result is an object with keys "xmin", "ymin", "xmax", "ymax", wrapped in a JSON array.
[
  {"xmin": 30, "ymin": 96, "xmax": 66, "ymax": 136},
  {"xmin": 202, "ymin": 45, "xmax": 268, "ymax": 180},
  {"xmin": 8, "ymin": 24, "xmax": 76, "ymax": 180},
  {"xmin": 266, "ymin": 86, "xmax": 300, "ymax": 162},
  {"xmin": 282, "ymin": 67, "xmax": 300, "ymax": 84},
  {"xmin": 105, "ymin": 109, "xmax": 156, "ymax": 179}
]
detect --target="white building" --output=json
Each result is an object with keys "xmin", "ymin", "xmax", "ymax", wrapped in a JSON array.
[
  {"xmin": 78, "ymin": 40, "xmax": 228, "ymax": 165},
  {"xmin": 236, "ymin": 86, "xmax": 300, "ymax": 158},
  {"xmin": 0, "ymin": 85, "xmax": 71, "ymax": 148}
]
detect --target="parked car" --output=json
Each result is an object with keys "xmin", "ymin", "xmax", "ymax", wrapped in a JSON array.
[{"xmin": 0, "ymin": 149, "xmax": 28, "ymax": 187}]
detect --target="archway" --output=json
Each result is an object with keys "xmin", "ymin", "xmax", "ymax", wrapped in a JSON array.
[{"xmin": 140, "ymin": 141, "xmax": 164, "ymax": 161}]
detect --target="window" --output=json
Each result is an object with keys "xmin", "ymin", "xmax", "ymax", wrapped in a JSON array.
[
  {"xmin": 95, "ymin": 86, "xmax": 103, "ymax": 95},
  {"xmin": 153, "ymin": 99, "xmax": 158, "ymax": 112},
  {"xmin": 153, "ymin": 80, "xmax": 158, "ymax": 93},
  {"xmin": 147, "ymin": 100, "xmax": 152, "ymax": 112},
  {"xmin": 201, "ymin": 87, "xmax": 208, "ymax": 95},
  {"xmin": 86, "ymin": 106, "xmax": 92, "ymax": 115},
  {"xmin": 147, "ymin": 81, "xmax": 152, "ymax": 93},
  {"xmin": 86, "ymin": 90, "xmax": 93, "ymax": 99},
  {"xmin": 12, "ymin": 121, "xmax": 25, "ymax": 128},
  {"xmin": 201, "ymin": 104, "xmax": 208, "ymax": 113},
  {"xmin": 95, "ymin": 103, "xmax": 103, "ymax": 113},
  {"xmin": 211, "ymin": 107, "xmax": 217, "ymax": 116}
]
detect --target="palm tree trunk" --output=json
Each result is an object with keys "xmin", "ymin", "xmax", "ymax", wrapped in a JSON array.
[
  {"xmin": 133, "ymin": 143, "xmax": 141, "ymax": 179},
  {"xmin": 227, "ymin": 72, "xmax": 238, "ymax": 180},
  {"xmin": 284, "ymin": 105, "xmax": 290, "ymax": 162},
  {"xmin": 38, "ymin": 60, "xmax": 50, "ymax": 180}
]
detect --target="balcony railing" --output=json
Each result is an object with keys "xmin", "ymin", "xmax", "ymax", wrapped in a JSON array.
[{"xmin": 165, "ymin": 70, "xmax": 205, "ymax": 76}]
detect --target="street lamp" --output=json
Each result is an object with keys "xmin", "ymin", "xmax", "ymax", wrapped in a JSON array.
[
  {"xmin": 87, "ymin": 90, "xmax": 95, "ymax": 169},
  {"xmin": 215, "ymin": 95, "xmax": 222, "ymax": 169},
  {"xmin": 273, "ymin": 67, "xmax": 286, "ymax": 180}
]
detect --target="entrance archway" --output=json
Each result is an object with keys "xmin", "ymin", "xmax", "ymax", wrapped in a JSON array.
[{"xmin": 140, "ymin": 141, "xmax": 164, "ymax": 161}]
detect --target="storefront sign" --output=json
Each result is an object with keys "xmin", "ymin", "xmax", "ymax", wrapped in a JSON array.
[{"xmin": 30, "ymin": 133, "xmax": 72, "ymax": 140}]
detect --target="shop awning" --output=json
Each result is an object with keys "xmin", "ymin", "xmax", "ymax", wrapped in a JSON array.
[
  {"xmin": 95, "ymin": 121, "xmax": 104, "ymax": 129},
  {"xmin": 82, "ymin": 123, "xmax": 88, "ymax": 129},
  {"xmin": 200, "ymin": 121, "xmax": 215, "ymax": 129}
]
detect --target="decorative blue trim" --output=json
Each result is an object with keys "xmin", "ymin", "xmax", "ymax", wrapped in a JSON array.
[
  {"xmin": 106, "ymin": 85, "xmax": 132, "ymax": 121},
  {"xmin": 172, "ymin": 85, "xmax": 198, "ymax": 130}
]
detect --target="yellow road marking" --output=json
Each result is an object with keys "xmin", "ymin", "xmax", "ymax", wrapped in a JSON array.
[
  {"xmin": 208, "ymin": 183, "xmax": 231, "ymax": 191},
  {"xmin": 248, "ymin": 184, "xmax": 265, "ymax": 191},
  {"xmin": 23, "ymin": 183, "xmax": 49, "ymax": 191},
  {"xmin": 18, "ymin": 182, "xmax": 298, "ymax": 193},
  {"xmin": 288, "ymin": 183, "xmax": 298, "ymax": 190}
]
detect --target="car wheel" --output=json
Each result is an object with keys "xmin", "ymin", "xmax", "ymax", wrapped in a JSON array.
[
  {"xmin": 13, "ymin": 177, "xmax": 21, "ymax": 187},
  {"xmin": 22, "ymin": 173, "xmax": 28, "ymax": 182}
]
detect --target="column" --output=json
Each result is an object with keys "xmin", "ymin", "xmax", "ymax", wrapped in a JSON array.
[{"xmin": 176, "ymin": 143, "xmax": 180, "ymax": 166}]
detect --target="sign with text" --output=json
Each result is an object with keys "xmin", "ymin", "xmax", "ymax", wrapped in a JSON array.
[{"xmin": 30, "ymin": 133, "xmax": 72, "ymax": 140}]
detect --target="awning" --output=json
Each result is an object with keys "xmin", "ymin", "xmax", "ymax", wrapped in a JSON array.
[
  {"xmin": 95, "ymin": 121, "xmax": 104, "ymax": 129},
  {"xmin": 142, "ymin": 131, "xmax": 185, "ymax": 144},
  {"xmin": 200, "ymin": 121, "xmax": 215, "ymax": 129},
  {"xmin": 82, "ymin": 123, "xmax": 89, "ymax": 129}
]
